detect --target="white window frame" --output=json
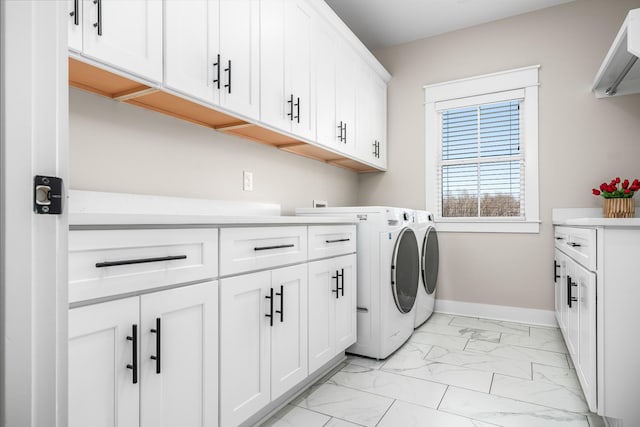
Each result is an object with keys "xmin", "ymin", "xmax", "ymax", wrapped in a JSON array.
[{"xmin": 424, "ymin": 66, "xmax": 540, "ymax": 233}]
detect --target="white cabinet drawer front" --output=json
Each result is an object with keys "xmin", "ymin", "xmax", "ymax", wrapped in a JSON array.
[
  {"xmin": 220, "ymin": 227, "xmax": 307, "ymax": 275},
  {"xmin": 308, "ymin": 225, "xmax": 356, "ymax": 260},
  {"xmin": 69, "ymin": 229, "xmax": 218, "ymax": 303},
  {"xmin": 556, "ymin": 227, "xmax": 596, "ymax": 271}
]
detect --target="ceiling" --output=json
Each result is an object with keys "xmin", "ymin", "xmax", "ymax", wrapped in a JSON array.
[{"xmin": 324, "ymin": 0, "xmax": 576, "ymax": 50}]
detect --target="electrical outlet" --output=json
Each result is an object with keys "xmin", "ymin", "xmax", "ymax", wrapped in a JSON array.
[{"xmin": 243, "ymin": 171, "xmax": 253, "ymax": 192}]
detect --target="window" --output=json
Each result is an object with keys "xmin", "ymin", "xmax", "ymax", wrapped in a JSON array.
[{"xmin": 424, "ymin": 66, "xmax": 539, "ymax": 233}]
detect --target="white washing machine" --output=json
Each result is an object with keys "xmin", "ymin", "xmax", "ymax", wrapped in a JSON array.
[
  {"xmin": 296, "ymin": 206, "xmax": 420, "ymax": 359},
  {"xmin": 412, "ymin": 210, "xmax": 439, "ymax": 328}
]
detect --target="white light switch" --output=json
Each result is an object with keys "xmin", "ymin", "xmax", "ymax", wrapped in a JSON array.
[{"xmin": 243, "ymin": 171, "xmax": 253, "ymax": 192}]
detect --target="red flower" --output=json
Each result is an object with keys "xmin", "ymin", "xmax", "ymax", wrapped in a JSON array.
[
  {"xmin": 608, "ymin": 185, "xmax": 616, "ymax": 192},
  {"xmin": 600, "ymin": 183, "xmax": 607, "ymax": 191},
  {"xmin": 592, "ymin": 189, "xmax": 601, "ymax": 195},
  {"xmin": 616, "ymin": 177, "xmax": 621, "ymax": 183},
  {"xmin": 625, "ymin": 189, "xmax": 631, "ymax": 194},
  {"xmin": 631, "ymin": 185, "xmax": 640, "ymax": 192},
  {"xmin": 633, "ymin": 179, "xmax": 639, "ymax": 185},
  {"xmin": 623, "ymin": 179, "xmax": 630, "ymax": 189}
]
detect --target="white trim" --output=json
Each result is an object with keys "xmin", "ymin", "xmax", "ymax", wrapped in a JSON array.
[
  {"xmin": 425, "ymin": 66, "xmax": 540, "ymax": 233},
  {"xmin": 435, "ymin": 220, "xmax": 540, "ymax": 233},
  {"xmin": 434, "ymin": 299, "xmax": 557, "ymax": 327},
  {"xmin": 2, "ymin": 2, "xmax": 69, "ymax": 426},
  {"xmin": 435, "ymin": 88, "xmax": 524, "ymax": 111},
  {"xmin": 424, "ymin": 65, "xmax": 540, "ymax": 103}
]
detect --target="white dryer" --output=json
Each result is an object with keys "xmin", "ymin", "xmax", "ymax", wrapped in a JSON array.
[
  {"xmin": 296, "ymin": 206, "xmax": 420, "ymax": 359},
  {"xmin": 412, "ymin": 210, "xmax": 439, "ymax": 328}
]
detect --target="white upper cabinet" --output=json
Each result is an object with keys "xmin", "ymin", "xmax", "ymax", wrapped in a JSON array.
[
  {"xmin": 165, "ymin": 0, "xmax": 259, "ymax": 119},
  {"xmin": 334, "ymin": 45, "xmax": 357, "ymax": 155},
  {"xmin": 81, "ymin": 0, "xmax": 162, "ymax": 82},
  {"xmin": 68, "ymin": 0, "xmax": 82, "ymax": 52},
  {"xmin": 314, "ymin": 19, "xmax": 337, "ymax": 149},
  {"xmin": 356, "ymin": 63, "xmax": 387, "ymax": 168},
  {"xmin": 260, "ymin": 0, "xmax": 314, "ymax": 139}
]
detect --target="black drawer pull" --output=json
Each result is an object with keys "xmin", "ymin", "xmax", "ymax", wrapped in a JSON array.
[
  {"xmin": 275, "ymin": 285, "xmax": 284, "ymax": 323},
  {"xmin": 149, "ymin": 318, "xmax": 161, "ymax": 374},
  {"xmin": 554, "ymin": 260, "xmax": 560, "ymax": 282},
  {"xmin": 95, "ymin": 255, "xmax": 187, "ymax": 268},
  {"xmin": 265, "ymin": 287, "xmax": 274, "ymax": 327},
  {"xmin": 555, "ymin": 237, "xmax": 564, "ymax": 240},
  {"xmin": 213, "ymin": 54, "xmax": 221, "ymax": 89},
  {"xmin": 93, "ymin": 0, "xmax": 102, "ymax": 36},
  {"xmin": 254, "ymin": 244, "xmax": 294, "ymax": 251},
  {"xmin": 126, "ymin": 324, "xmax": 138, "ymax": 384},
  {"xmin": 325, "ymin": 238, "xmax": 350, "ymax": 243},
  {"xmin": 70, "ymin": 0, "xmax": 79, "ymax": 25},
  {"xmin": 567, "ymin": 242, "xmax": 582, "ymax": 247}
]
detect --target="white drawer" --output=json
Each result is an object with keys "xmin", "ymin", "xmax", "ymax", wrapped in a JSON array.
[
  {"xmin": 69, "ymin": 228, "xmax": 218, "ymax": 303},
  {"xmin": 220, "ymin": 226, "xmax": 307, "ymax": 275},
  {"xmin": 308, "ymin": 225, "xmax": 356, "ymax": 260},
  {"xmin": 555, "ymin": 226, "xmax": 596, "ymax": 271}
]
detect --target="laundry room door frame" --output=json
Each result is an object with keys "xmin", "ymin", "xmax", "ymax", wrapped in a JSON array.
[{"xmin": 1, "ymin": 2, "xmax": 69, "ymax": 426}]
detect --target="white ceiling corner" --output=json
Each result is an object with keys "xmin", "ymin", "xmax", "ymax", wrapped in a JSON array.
[{"xmin": 324, "ymin": 0, "xmax": 576, "ymax": 50}]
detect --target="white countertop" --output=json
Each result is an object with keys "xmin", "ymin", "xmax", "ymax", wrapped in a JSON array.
[
  {"xmin": 552, "ymin": 207, "xmax": 640, "ymax": 227},
  {"xmin": 69, "ymin": 213, "xmax": 355, "ymax": 227},
  {"xmin": 68, "ymin": 190, "xmax": 356, "ymax": 227}
]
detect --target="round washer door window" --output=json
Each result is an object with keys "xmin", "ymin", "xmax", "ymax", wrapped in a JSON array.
[
  {"xmin": 422, "ymin": 226, "xmax": 439, "ymax": 295},
  {"xmin": 391, "ymin": 227, "xmax": 419, "ymax": 314}
]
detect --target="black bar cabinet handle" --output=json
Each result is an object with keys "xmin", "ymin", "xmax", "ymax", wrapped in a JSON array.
[
  {"xmin": 554, "ymin": 260, "xmax": 560, "ymax": 282},
  {"xmin": 254, "ymin": 244, "xmax": 294, "ymax": 251},
  {"xmin": 555, "ymin": 237, "xmax": 564, "ymax": 240},
  {"xmin": 337, "ymin": 121, "xmax": 343, "ymax": 142},
  {"xmin": 331, "ymin": 271, "xmax": 340, "ymax": 299},
  {"xmin": 213, "ymin": 54, "xmax": 221, "ymax": 89},
  {"xmin": 95, "ymin": 254, "xmax": 187, "ymax": 268},
  {"xmin": 93, "ymin": 0, "xmax": 102, "ymax": 36},
  {"xmin": 294, "ymin": 97, "xmax": 300, "ymax": 123},
  {"xmin": 224, "ymin": 60, "xmax": 232, "ymax": 94},
  {"xmin": 338, "ymin": 268, "xmax": 344, "ymax": 296},
  {"xmin": 326, "ymin": 238, "xmax": 350, "ymax": 244},
  {"xmin": 567, "ymin": 242, "xmax": 582, "ymax": 247},
  {"xmin": 265, "ymin": 287, "xmax": 274, "ymax": 327},
  {"xmin": 126, "ymin": 324, "xmax": 138, "ymax": 384},
  {"xmin": 343, "ymin": 122, "xmax": 347, "ymax": 142},
  {"xmin": 567, "ymin": 276, "xmax": 578, "ymax": 308},
  {"xmin": 287, "ymin": 94, "xmax": 294, "ymax": 120},
  {"xmin": 70, "ymin": 0, "xmax": 79, "ymax": 25},
  {"xmin": 275, "ymin": 285, "xmax": 284, "ymax": 323},
  {"xmin": 150, "ymin": 318, "xmax": 161, "ymax": 374}
]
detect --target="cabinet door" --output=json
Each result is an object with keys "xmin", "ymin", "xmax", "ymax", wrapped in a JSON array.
[
  {"xmin": 260, "ymin": 0, "xmax": 288, "ymax": 131},
  {"xmin": 553, "ymin": 249, "xmax": 566, "ymax": 332},
  {"xmin": 355, "ymin": 66, "xmax": 375, "ymax": 164},
  {"xmin": 140, "ymin": 282, "xmax": 218, "ymax": 427},
  {"xmin": 82, "ymin": 0, "xmax": 162, "ymax": 82},
  {"xmin": 69, "ymin": 298, "xmax": 139, "ymax": 427},
  {"xmin": 285, "ymin": 0, "xmax": 314, "ymax": 139},
  {"xmin": 308, "ymin": 258, "xmax": 337, "ymax": 374},
  {"xmin": 220, "ymin": 271, "xmax": 271, "ymax": 426},
  {"xmin": 68, "ymin": 0, "xmax": 82, "ymax": 51},
  {"xmin": 371, "ymin": 75, "xmax": 388, "ymax": 168},
  {"xmin": 565, "ymin": 259, "xmax": 580, "ymax": 360},
  {"xmin": 164, "ymin": 0, "xmax": 218, "ymax": 104},
  {"xmin": 334, "ymin": 254, "xmax": 357, "ymax": 352},
  {"xmin": 575, "ymin": 263, "xmax": 597, "ymax": 411},
  {"xmin": 335, "ymin": 45, "xmax": 356, "ymax": 154},
  {"xmin": 270, "ymin": 264, "xmax": 308, "ymax": 400},
  {"xmin": 219, "ymin": 0, "xmax": 260, "ymax": 119},
  {"xmin": 313, "ymin": 20, "xmax": 337, "ymax": 148}
]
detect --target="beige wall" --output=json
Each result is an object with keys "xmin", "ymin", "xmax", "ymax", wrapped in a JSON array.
[
  {"xmin": 360, "ymin": 0, "xmax": 640, "ymax": 310},
  {"xmin": 69, "ymin": 88, "xmax": 359, "ymax": 214}
]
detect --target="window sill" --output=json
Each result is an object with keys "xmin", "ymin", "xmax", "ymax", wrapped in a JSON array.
[{"xmin": 434, "ymin": 220, "xmax": 540, "ymax": 233}]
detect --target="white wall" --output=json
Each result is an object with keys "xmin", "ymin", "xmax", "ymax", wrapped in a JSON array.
[
  {"xmin": 359, "ymin": 0, "xmax": 640, "ymax": 310},
  {"xmin": 69, "ymin": 88, "xmax": 359, "ymax": 214}
]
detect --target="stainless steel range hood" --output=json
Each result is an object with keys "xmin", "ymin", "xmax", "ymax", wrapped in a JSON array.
[{"xmin": 592, "ymin": 8, "xmax": 640, "ymax": 98}]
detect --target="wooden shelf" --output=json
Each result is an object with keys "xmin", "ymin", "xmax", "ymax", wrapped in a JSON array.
[{"xmin": 68, "ymin": 57, "xmax": 382, "ymax": 173}]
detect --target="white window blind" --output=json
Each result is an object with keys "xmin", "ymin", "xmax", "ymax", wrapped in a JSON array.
[{"xmin": 437, "ymin": 99, "xmax": 524, "ymax": 219}]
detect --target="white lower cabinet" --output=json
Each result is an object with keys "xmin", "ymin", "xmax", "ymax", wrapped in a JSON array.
[
  {"xmin": 69, "ymin": 281, "xmax": 218, "ymax": 427},
  {"xmin": 220, "ymin": 264, "xmax": 308, "ymax": 426},
  {"xmin": 308, "ymin": 254, "xmax": 357, "ymax": 374}
]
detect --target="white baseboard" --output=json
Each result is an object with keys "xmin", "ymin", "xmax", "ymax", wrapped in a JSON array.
[{"xmin": 434, "ymin": 299, "xmax": 557, "ymax": 327}]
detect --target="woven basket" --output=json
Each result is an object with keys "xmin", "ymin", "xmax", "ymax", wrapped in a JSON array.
[{"xmin": 603, "ymin": 198, "xmax": 635, "ymax": 218}]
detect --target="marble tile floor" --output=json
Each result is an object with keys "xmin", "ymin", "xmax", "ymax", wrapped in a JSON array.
[{"xmin": 261, "ymin": 313, "xmax": 605, "ymax": 427}]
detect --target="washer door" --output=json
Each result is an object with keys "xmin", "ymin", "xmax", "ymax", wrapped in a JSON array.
[
  {"xmin": 391, "ymin": 227, "xmax": 419, "ymax": 314},
  {"xmin": 422, "ymin": 226, "xmax": 439, "ymax": 295}
]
